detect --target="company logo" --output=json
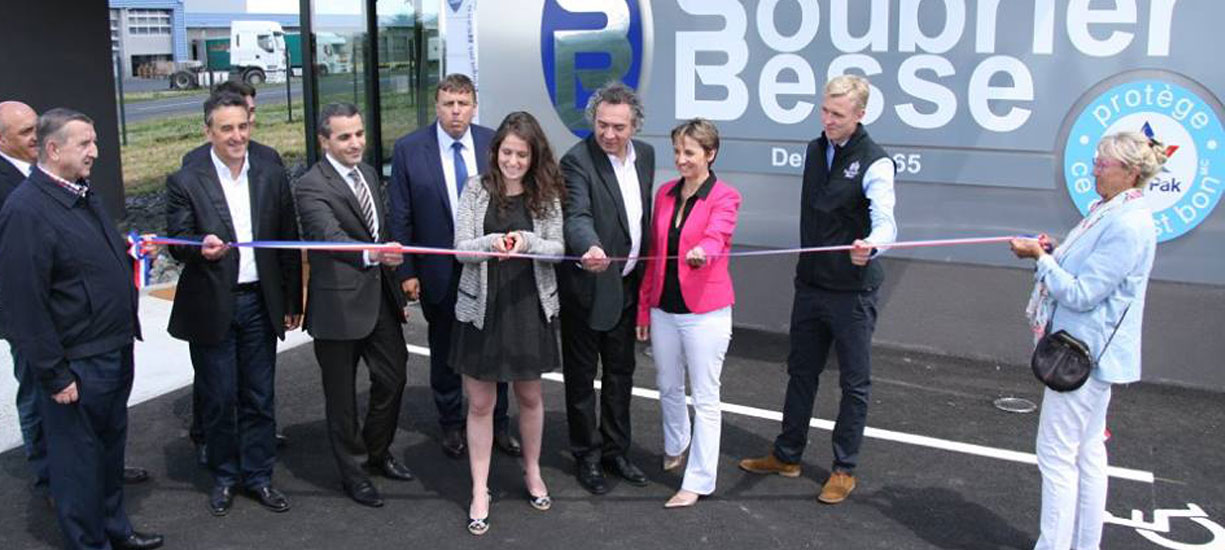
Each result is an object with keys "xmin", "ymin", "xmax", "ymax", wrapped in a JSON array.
[
  {"xmin": 1063, "ymin": 77, "xmax": 1224, "ymax": 242},
  {"xmin": 447, "ymin": 0, "xmax": 464, "ymax": 13},
  {"xmin": 541, "ymin": 0, "xmax": 647, "ymax": 138}
]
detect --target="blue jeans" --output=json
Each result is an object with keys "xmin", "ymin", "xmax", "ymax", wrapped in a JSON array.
[
  {"xmin": 12, "ymin": 346, "xmax": 49, "ymax": 491},
  {"xmin": 188, "ymin": 290, "xmax": 278, "ymax": 489}
]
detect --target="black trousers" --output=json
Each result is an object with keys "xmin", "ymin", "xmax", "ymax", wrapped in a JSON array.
[
  {"xmin": 560, "ymin": 275, "xmax": 639, "ymax": 463},
  {"xmin": 313, "ymin": 295, "xmax": 408, "ymax": 487},
  {"xmin": 41, "ymin": 346, "xmax": 134, "ymax": 550},
  {"xmin": 420, "ymin": 276, "xmax": 509, "ymax": 432},
  {"xmin": 774, "ymin": 282, "xmax": 878, "ymax": 472}
]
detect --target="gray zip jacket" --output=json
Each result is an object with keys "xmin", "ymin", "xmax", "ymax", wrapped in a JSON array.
[{"xmin": 454, "ymin": 177, "xmax": 564, "ymax": 329}]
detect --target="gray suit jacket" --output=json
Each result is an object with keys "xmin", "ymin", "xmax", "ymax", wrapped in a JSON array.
[
  {"xmin": 559, "ymin": 135, "xmax": 655, "ymax": 331},
  {"xmin": 293, "ymin": 159, "xmax": 406, "ymax": 340}
]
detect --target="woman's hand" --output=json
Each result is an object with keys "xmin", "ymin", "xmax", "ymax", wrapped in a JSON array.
[
  {"xmin": 1010, "ymin": 237, "xmax": 1048, "ymax": 260},
  {"xmin": 505, "ymin": 231, "xmax": 526, "ymax": 254},
  {"xmin": 635, "ymin": 325, "xmax": 650, "ymax": 342},
  {"xmin": 490, "ymin": 233, "xmax": 509, "ymax": 256},
  {"xmin": 685, "ymin": 246, "xmax": 707, "ymax": 268}
]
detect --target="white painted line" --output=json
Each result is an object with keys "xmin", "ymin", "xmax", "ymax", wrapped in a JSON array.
[{"xmin": 406, "ymin": 343, "xmax": 1154, "ymax": 484}]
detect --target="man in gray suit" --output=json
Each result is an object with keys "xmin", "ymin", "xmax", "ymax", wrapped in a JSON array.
[
  {"xmin": 293, "ymin": 103, "xmax": 414, "ymax": 508},
  {"xmin": 559, "ymin": 82, "xmax": 655, "ymax": 494}
]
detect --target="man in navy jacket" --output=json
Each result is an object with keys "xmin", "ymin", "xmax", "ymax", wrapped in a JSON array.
[{"xmin": 0, "ymin": 108, "xmax": 162, "ymax": 550}]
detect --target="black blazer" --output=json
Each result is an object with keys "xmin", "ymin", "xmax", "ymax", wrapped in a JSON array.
[
  {"xmin": 294, "ymin": 158, "xmax": 406, "ymax": 340},
  {"xmin": 165, "ymin": 150, "xmax": 303, "ymax": 345},
  {"xmin": 0, "ymin": 156, "xmax": 25, "ymax": 208},
  {"xmin": 0, "ymin": 168, "xmax": 140, "ymax": 393},
  {"xmin": 183, "ymin": 139, "xmax": 284, "ymax": 170},
  {"xmin": 559, "ymin": 135, "xmax": 655, "ymax": 331},
  {"xmin": 387, "ymin": 121, "xmax": 494, "ymax": 305}
]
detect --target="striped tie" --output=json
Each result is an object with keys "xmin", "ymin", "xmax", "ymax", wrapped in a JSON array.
[{"xmin": 349, "ymin": 168, "xmax": 377, "ymax": 238}]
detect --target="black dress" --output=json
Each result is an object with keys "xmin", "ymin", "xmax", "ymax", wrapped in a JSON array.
[{"xmin": 450, "ymin": 194, "xmax": 561, "ymax": 382}]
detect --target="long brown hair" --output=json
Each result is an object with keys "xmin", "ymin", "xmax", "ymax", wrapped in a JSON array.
[{"xmin": 483, "ymin": 111, "xmax": 565, "ymax": 218}]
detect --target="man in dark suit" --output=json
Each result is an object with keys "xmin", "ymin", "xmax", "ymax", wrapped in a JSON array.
[
  {"xmin": 165, "ymin": 92, "xmax": 302, "ymax": 516},
  {"xmin": 294, "ymin": 102, "xmax": 415, "ymax": 507},
  {"xmin": 181, "ymin": 80, "xmax": 283, "ymax": 170},
  {"xmin": 559, "ymin": 82, "xmax": 655, "ymax": 494},
  {"xmin": 0, "ymin": 108, "xmax": 163, "ymax": 550},
  {"xmin": 180, "ymin": 82, "xmax": 285, "ymax": 463},
  {"xmin": 388, "ymin": 73, "xmax": 519, "ymax": 459}
]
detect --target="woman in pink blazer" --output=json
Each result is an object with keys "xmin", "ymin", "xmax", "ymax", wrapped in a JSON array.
[{"xmin": 636, "ymin": 118, "xmax": 741, "ymax": 508}]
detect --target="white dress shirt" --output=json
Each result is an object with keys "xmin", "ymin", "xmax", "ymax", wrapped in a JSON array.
[
  {"xmin": 326, "ymin": 153, "xmax": 380, "ymax": 267},
  {"xmin": 210, "ymin": 149, "xmax": 258, "ymax": 283},
  {"xmin": 436, "ymin": 123, "xmax": 478, "ymax": 222},
  {"xmin": 0, "ymin": 151, "xmax": 32, "ymax": 178},
  {"xmin": 826, "ymin": 140, "xmax": 898, "ymax": 253},
  {"xmin": 608, "ymin": 141, "xmax": 643, "ymax": 275}
]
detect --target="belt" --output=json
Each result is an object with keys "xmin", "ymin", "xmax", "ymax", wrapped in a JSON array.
[{"xmin": 234, "ymin": 282, "xmax": 260, "ymax": 293}]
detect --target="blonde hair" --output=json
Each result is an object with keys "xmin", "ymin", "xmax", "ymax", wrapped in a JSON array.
[
  {"xmin": 1097, "ymin": 131, "xmax": 1170, "ymax": 187},
  {"xmin": 670, "ymin": 118, "xmax": 720, "ymax": 166},
  {"xmin": 825, "ymin": 75, "xmax": 870, "ymax": 111}
]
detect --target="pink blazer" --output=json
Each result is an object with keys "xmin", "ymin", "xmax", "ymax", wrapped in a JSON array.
[{"xmin": 637, "ymin": 178, "xmax": 741, "ymax": 326}]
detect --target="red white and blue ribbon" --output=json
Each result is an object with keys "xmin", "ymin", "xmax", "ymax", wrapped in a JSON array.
[{"xmin": 126, "ymin": 232, "xmax": 156, "ymax": 289}]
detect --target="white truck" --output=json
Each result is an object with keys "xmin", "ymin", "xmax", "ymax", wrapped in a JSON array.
[{"xmin": 172, "ymin": 20, "xmax": 288, "ymax": 89}]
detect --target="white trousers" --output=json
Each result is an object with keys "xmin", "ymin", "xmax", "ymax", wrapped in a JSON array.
[
  {"xmin": 1034, "ymin": 377, "xmax": 1113, "ymax": 550},
  {"xmin": 650, "ymin": 306, "xmax": 732, "ymax": 495}
]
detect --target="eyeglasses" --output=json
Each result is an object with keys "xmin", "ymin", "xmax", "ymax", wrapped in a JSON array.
[{"xmin": 1093, "ymin": 157, "xmax": 1125, "ymax": 169}]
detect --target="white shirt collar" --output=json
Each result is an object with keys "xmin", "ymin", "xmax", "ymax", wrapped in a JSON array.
[
  {"xmin": 606, "ymin": 139, "xmax": 636, "ymax": 168},
  {"xmin": 325, "ymin": 153, "xmax": 360, "ymax": 182},
  {"xmin": 436, "ymin": 123, "xmax": 475, "ymax": 153},
  {"xmin": 0, "ymin": 151, "xmax": 31, "ymax": 177},
  {"xmin": 210, "ymin": 147, "xmax": 249, "ymax": 181}
]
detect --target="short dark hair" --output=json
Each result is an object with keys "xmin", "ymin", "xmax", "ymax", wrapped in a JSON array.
[
  {"xmin": 435, "ymin": 73, "xmax": 476, "ymax": 100},
  {"xmin": 36, "ymin": 108, "xmax": 93, "ymax": 161},
  {"xmin": 214, "ymin": 79, "xmax": 256, "ymax": 99},
  {"xmin": 203, "ymin": 92, "xmax": 250, "ymax": 126},
  {"xmin": 317, "ymin": 102, "xmax": 361, "ymax": 138}
]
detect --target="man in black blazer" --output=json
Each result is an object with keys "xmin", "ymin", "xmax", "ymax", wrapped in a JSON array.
[
  {"xmin": 559, "ymin": 82, "xmax": 655, "ymax": 494},
  {"xmin": 0, "ymin": 108, "xmax": 163, "ymax": 550},
  {"xmin": 294, "ymin": 103, "xmax": 415, "ymax": 507},
  {"xmin": 387, "ymin": 74, "xmax": 518, "ymax": 459},
  {"xmin": 165, "ymin": 92, "xmax": 302, "ymax": 516},
  {"xmin": 181, "ymin": 80, "xmax": 284, "ymax": 170}
]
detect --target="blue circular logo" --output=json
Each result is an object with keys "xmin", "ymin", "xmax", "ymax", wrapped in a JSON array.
[
  {"xmin": 1064, "ymin": 78, "xmax": 1225, "ymax": 242},
  {"xmin": 540, "ymin": 0, "xmax": 646, "ymax": 138}
]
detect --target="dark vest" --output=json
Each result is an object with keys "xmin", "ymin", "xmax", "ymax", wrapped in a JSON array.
[{"xmin": 796, "ymin": 124, "xmax": 891, "ymax": 292}]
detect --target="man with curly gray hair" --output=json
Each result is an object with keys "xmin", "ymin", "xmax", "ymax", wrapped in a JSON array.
[{"xmin": 558, "ymin": 81, "xmax": 655, "ymax": 495}]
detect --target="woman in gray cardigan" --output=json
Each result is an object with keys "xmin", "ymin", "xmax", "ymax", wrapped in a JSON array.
[{"xmin": 451, "ymin": 112, "xmax": 565, "ymax": 535}]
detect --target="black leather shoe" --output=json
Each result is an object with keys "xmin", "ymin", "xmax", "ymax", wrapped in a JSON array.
[
  {"xmin": 576, "ymin": 461, "xmax": 608, "ymax": 495},
  {"xmin": 441, "ymin": 428, "xmax": 466, "ymax": 459},
  {"xmin": 112, "ymin": 531, "xmax": 164, "ymax": 550},
  {"xmin": 367, "ymin": 455, "xmax": 415, "ymax": 481},
  {"xmin": 345, "ymin": 479, "xmax": 384, "ymax": 508},
  {"xmin": 603, "ymin": 455, "xmax": 649, "ymax": 486},
  {"xmin": 209, "ymin": 485, "xmax": 235, "ymax": 516},
  {"xmin": 122, "ymin": 467, "xmax": 150, "ymax": 484},
  {"xmin": 494, "ymin": 431, "xmax": 522, "ymax": 457},
  {"xmin": 195, "ymin": 443, "xmax": 208, "ymax": 467},
  {"xmin": 248, "ymin": 485, "xmax": 290, "ymax": 513},
  {"xmin": 275, "ymin": 432, "xmax": 288, "ymax": 449}
]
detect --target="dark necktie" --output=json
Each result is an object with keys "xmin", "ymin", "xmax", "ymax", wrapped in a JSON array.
[
  {"xmin": 452, "ymin": 141, "xmax": 468, "ymax": 196},
  {"xmin": 348, "ymin": 168, "xmax": 377, "ymax": 238}
]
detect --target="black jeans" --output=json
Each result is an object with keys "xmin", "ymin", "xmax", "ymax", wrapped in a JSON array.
[
  {"xmin": 189, "ymin": 289, "xmax": 278, "ymax": 489},
  {"xmin": 774, "ymin": 282, "xmax": 878, "ymax": 473},
  {"xmin": 12, "ymin": 346, "xmax": 49, "ymax": 491},
  {"xmin": 560, "ymin": 275, "xmax": 639, "ymax": 463}
]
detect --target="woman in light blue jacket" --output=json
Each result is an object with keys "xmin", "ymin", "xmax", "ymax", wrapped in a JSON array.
[{"xmin": 1010, "ymin": 131, "xmax": 1165, "ymax": 550}]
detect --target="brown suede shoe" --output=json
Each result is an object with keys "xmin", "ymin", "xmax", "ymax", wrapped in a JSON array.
[
  {"xmin": 817, "ymin": 471, "xmax": 856, "ymax": 504},
  {"xmin": 737, "ymin": 453, "xmax": 801, "ymax": 478}
]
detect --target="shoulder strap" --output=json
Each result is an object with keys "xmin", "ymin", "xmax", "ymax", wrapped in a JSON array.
[{"xmin": 1095, "ymin": 304, "xmax": 1132, "ymax": 363}]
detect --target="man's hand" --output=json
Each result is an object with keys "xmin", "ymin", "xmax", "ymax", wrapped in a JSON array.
[
  {"xmin": 581, "ymin": 245, "xmax": 610, "ymax": 272},
  {"xmin": 685, "ymin": 246, "xmax": 707, "ymax": 268},
  {"xmin": 401, "ymin": 278, "xmax": 421, "ymax": 301},
  {"xmin": 201, "ymin": 234, "xmax": 228, "ymax": 261},
  {"xmin": 636, "ymin": 325, "xmax": 650, "ymax": 342},
  {"xmin": 53, "ymin": 382, "xmax": 79, "ymax": 404},
  {"xmin": 284, "ymin": 314, "xmax": 303, "ymax": 330},
  {"xmin": 850, "ymin": 239, "xmax": 875, "ymax": 266},
  {"xmin": 371, "ymin": 242, "xmax": 405, "ymax": 267}
]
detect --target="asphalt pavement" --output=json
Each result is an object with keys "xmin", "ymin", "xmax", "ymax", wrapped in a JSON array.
[{"xmin": 1, "ymin": 302, "xmax": 1222, "ymax": 550}]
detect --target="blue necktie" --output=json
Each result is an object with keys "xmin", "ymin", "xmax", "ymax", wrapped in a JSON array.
[{"xmin": 452, "ymin": 141, "xmax": 468, "ymax": 196}]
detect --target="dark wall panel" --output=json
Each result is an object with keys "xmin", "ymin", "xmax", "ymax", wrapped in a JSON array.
[{"xmin": 0, "ymin": 2, "xmax": 125, "ymax": 218}]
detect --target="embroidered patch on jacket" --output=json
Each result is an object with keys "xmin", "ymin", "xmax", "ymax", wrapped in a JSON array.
[{"xmin": 843, "ymin": 161, "xmax": 860, "ymax": 179}]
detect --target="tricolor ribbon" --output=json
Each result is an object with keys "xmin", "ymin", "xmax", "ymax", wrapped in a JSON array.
[{"xmin": 126, "ymin": 232, "xmax": 156, "ymax": 289}]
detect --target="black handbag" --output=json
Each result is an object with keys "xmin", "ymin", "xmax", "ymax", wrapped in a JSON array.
[{"xmin": 1031, "ymin": 305, "xmax": 1130, "ymax": 392}]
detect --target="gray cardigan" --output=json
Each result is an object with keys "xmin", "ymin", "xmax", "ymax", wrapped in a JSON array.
[{"xmin": 454, "ymin": 177, "xmax": 565, "ymax": 329}]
